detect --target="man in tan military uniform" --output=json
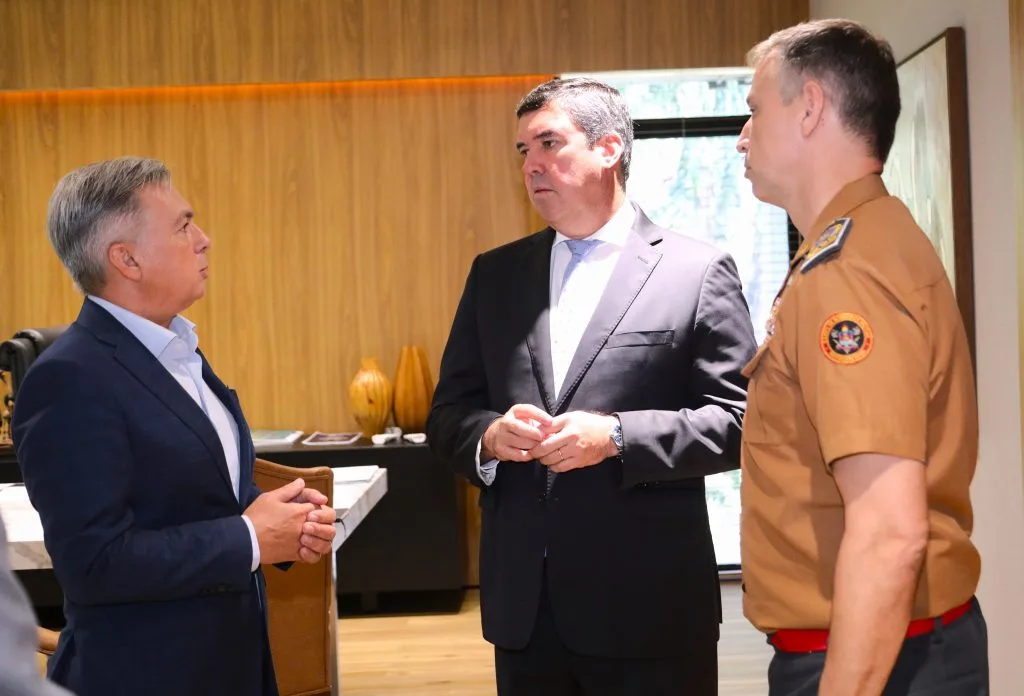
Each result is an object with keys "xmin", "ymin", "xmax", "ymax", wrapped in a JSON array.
[{"xmin": 737, "ymin": 19, "xmax": 988, "ymax": 695}]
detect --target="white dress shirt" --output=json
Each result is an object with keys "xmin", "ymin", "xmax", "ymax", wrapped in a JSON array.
[
  {"xmin": 88, "ymin": 296, "xmax": 261, "ymax": 572},
  {"xmin": 476, "ymin": 201, "xmax": 637, "ymax": 485}
]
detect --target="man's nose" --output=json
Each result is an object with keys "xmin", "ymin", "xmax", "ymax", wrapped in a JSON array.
[
  {"xmin": 194, "ymin": 225, "xmax": 211, "ymax": 252},
  {"xmin": 736, "ymin": 119, "xmax": 751, "ymax": 154},
  {"xmin": 522, "ymin": 153, "xmax": 543, "ymax": 176}
]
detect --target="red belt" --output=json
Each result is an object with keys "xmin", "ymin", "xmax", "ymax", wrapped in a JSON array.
[{"xmin": 769, "ymin": 598, "xmax": 974, "ymax": 653}]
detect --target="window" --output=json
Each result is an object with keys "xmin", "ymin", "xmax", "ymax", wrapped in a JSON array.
[{"xmin": 567, "ymin": 70, "xmax": 797, "ymax": 570}]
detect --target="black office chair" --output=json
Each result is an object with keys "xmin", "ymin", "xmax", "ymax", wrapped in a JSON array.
[{"xmin": 0, "ymin": 326, "xmax": 69, "ymax": 402}]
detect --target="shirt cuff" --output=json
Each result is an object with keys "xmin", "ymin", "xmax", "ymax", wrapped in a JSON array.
[
  {"xmin": 476, "ymin": 437, "xmax": 498, "ymax": 486},
  {"xmin": 241, "ymin": 514, "xmax": 260, "ymax": 572}
]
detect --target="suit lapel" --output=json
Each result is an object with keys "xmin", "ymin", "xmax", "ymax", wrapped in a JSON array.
[
  {"xmin": 523, "ymin": 229, "xmax": 557, "ymax": 414},
  {"xmin": 554, "ymin": 210, "xmax": 663, "ymax": 413},
  {"xmin": 115, "ymin": 342, "xmax": 237, "ymax": 496},
  {"xmin": 77, "ymin": 300, "xmax": 236, "ymax": 497},
  {"xmin": 202, "ymin": 355, "xmax": 253, "ymax": 487}
]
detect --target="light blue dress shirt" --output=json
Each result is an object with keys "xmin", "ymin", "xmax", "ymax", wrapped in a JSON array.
[
  {"xmin": 475, "ymin": 201, "xmax": 636, "ymax": 485},
  {"xmin": 87, "ymin": 296, "xmax": 261, "ymax": 572}
]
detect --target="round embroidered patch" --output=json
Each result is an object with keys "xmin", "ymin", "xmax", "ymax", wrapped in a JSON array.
[{"xmin": 820, "ymin": 312, "xmax": 873, "ymax": 365}]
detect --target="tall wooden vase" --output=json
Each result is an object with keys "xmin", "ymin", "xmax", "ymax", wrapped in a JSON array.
[
  {"xmin": 348, "ymin": 357, "xmax": 393, "ymax": 436},
  {"xmin": 392, "ymin": 345, "xmax": 435, "ymax": 433}
]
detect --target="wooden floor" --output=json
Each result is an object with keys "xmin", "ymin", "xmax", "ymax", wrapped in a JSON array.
[{"xmin": 338, "ymin": 580, "xmax": 772, "ymax": 695}]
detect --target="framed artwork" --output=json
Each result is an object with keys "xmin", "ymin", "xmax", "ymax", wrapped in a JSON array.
[{"xmin": 882, "ymin": 27, "xmax": 975, "ymax": 361}]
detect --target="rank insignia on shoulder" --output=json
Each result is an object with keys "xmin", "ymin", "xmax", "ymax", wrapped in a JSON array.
[
  {"xmin": 820, "ymin": 312, "xmax": 873, "ymax": 365},
  {"xmin": 801, "ymin": 217, "xmax": 852, "ymax": 273}
]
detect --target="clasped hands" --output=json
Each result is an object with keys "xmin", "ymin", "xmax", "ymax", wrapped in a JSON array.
[
  {"xmin": 481, "ymin": 404, "xmax": 618, "ymax": 473},
  {"xmin": 244, "ymin": 478, "xmax": 337, "ymax": 566}
]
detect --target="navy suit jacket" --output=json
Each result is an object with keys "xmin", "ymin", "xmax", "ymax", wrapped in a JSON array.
[
  {"xmin": 427, "ymin": 204, "xmax": 757, "ymax": 659},
  {"xmin": 12, "ymin": 300, "xmax": 278, "ymax": 696}
]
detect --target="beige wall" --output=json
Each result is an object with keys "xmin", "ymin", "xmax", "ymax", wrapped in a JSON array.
[{"xmin": 810, "ymin": 0, "xmax": 1024, "ymax": 691}]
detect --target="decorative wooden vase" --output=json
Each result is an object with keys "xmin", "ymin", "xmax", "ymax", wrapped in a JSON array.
[
  {"xmin": 348, "ymin": 357, "xmax": 393, "ymax": 436},
  {"xmin": 392, "ymin": 345, "xmax": 435, "ymax": 433}
]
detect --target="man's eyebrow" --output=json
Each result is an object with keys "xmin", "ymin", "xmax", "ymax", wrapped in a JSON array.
[{"xmin": 516, "ymin": 130, "xmax": 558, "ymax": 151}]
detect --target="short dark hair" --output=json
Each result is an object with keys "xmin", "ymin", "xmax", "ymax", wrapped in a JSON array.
[
  {"xmin": 748, "ymin": 19, "xmax": 901, "ymax": 163},
  {"xmin": 515, "ymin": 77, "xmax": 634, "ymax": 183}
]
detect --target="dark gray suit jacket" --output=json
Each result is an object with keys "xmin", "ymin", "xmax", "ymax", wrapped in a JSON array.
[{"xmin": 427, "ymin": 204, "xmax": 757, "ymax": 658}]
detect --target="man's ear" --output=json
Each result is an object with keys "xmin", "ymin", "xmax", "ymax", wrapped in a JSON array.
[
  {"xmin": 799, "ymin": 79, "xmax": 828, "ymax": 138},
  {"xmin": 107, "ymin": 241, "xmax": 142, "ymax": 282},
  {"xmin": 596, "ymin": 132, "xmax": 625, "ymax": 172}
]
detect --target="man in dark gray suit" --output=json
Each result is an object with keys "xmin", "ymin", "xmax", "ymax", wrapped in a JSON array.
[
  {"xmin": 0, "ymin": 522, "xmax": 71, "ymax": 695},
  {"xmin": 427, "ymin": 77, "xmax": 758, "ymax": 695}
]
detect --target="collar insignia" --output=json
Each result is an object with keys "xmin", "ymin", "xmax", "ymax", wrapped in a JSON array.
[{"xmin": 800, "ymin": 217, "xmax": 852, "ymax": 273}]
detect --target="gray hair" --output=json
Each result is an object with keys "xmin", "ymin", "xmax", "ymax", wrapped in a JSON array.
[
  {"xmin": 515, "ymin": 77, "xmax": 634, "ymax": 184},
  {"xmin": 47, "ymin": 157, "xmax": 170, "ymax": 295},
  {"xmin": 747, "ymin": 19, "xmax": 901, "ymax": 162}
]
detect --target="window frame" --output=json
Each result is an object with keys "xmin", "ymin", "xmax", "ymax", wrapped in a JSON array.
[
  {"xmin": 630, "ymin": 115, "xmax": 797, "ymax": 574},
  {"xmin": 631, "ymin": 115, "xmax": 801, "ymax": 261}
]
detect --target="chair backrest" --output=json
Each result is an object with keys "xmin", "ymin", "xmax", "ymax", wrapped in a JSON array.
[
  {"xmin": 33, "ymin": 460, "xmax": 336, "ymax": 691},
  {"xmin": 253, "ymin": 458, "xmax": 335, "ymax": 696},
  {"xmin": 0, "ymin": 326, "xmax": 69, "ymax": 400}
]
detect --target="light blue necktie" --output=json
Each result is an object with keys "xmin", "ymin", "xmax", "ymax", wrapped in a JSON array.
[
  {"xmin": 547, "ymin": 238, "xmax": 601, "ymax": 494},
  {"xmin": 560, "ymin": 239, "xmax": 601, "ymax": 295}
]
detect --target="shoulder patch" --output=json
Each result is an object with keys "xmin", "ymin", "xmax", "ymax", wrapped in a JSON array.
[
  {"xmin": 800, "ymin": 217, "xmax": 852, "ymax": 274},
  {"xmin": 820, "ymin": 312, "xmax": 873, "ymax": 365}
]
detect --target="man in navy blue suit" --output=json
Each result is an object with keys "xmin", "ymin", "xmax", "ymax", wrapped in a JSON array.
[{"xmin": 12, "ymin": 157, "xmax": 336, "ymax": 696}]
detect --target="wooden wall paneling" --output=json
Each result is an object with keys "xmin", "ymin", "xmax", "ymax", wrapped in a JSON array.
[
  {"xmin": 0, "ymin": 92, "xmax": 83, "ymax": 333},
  {"xmin": 0, "ymin": 0, "xmax": 811, "ymax": 590},
  {"xmin": 0, "ymin": 77, "xmax": 545, "ymax": 431},
  {"xmin": 0, "ymin": 0, "xmax": 809, "ymax": 90},
  {"xmin": 0, "ymin": 78, "xmax": 549, "ymax": 586}
]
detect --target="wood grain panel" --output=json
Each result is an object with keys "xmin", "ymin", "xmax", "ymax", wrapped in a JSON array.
[
  {"xmin": 0, "ymin": 77, "xmax": 547, "ymax": 583},
  {"xmin": 0, "ymin": 76, "xmax": 541, "ymax": 432},
  {"xmin": 0, "ymin": 0, "xmax": 809, "ymax": 91},
  {"xmin": 0, "ymin": 0, "xmax": 810, "ymax": 588}
]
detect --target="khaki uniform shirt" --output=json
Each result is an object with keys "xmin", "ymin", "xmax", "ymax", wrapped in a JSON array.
[{"xmin": 740, "ymin": 174, "xmax": 980, "ymax": 632}]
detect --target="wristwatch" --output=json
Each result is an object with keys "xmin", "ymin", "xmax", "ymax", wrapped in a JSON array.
[{"xmin": 610, "ymin": 418, "xmax": 624, "ymax": 456}]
